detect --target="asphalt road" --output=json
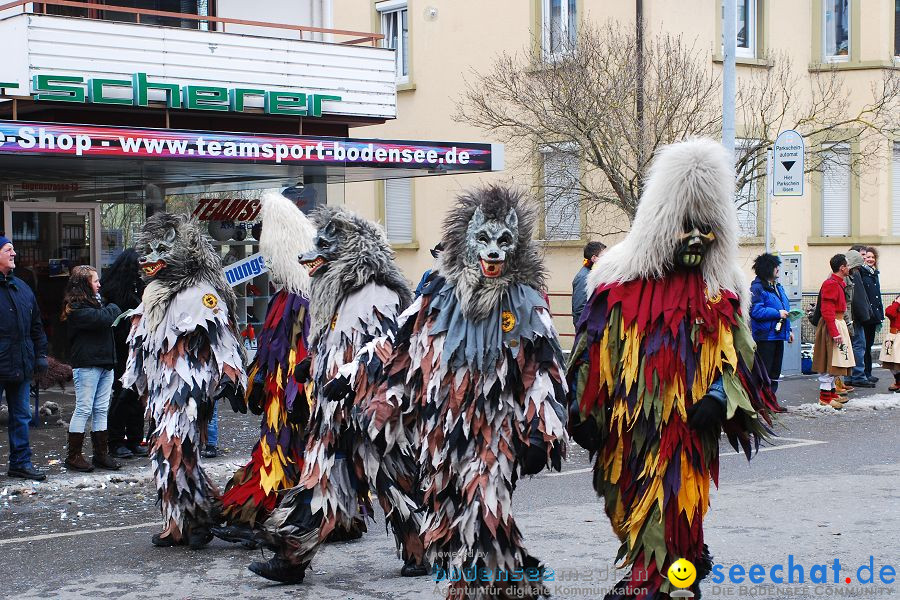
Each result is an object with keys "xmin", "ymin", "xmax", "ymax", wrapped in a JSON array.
[{"xmin": 1, "ymin": 371, "xmax": 898, "ymax": 599}]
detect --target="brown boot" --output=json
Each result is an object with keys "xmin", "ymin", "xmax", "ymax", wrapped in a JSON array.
[
  {"xmin": 819, "ymin": 390, "xmax": 844, "ymax": 409},
  {"xmin": 835, "ymin": 378, "xmax": 853, "ymax": 394},
  {"xmin": 64, "ymin": 431, "xmax": 94, "ymax": 472},
  {"xmin": 91, "ymin": 431, "xmax": 121, "ymax": 471}
]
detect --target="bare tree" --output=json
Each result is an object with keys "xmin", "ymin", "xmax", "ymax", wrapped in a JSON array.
[{"xmin": 457, "ymin": 22, "xmax": 899, "ymax": 238}]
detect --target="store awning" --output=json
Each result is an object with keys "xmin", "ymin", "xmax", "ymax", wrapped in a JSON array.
[{"xmin": 0, "ymin": 119, "xmax": 503, "ymax": 196}]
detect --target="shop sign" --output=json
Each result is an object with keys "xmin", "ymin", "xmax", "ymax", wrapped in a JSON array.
[
  {"xmin": 29, "ymin": 72, "xmax": 341, "ymax": 117},
  {"xmin": 224, "ymin": 252, "xmax": 267, "ymax": 287},
  {"xmin": 0, "ymin": 120, "xmax": 498, "ymax": 171},
  {"xmin": 192, "ymin": 198, "xmax": 261, "ymax": 222}
]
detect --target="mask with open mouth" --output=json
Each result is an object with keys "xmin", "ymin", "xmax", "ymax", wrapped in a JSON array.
[
  {"xmin": 138, "ymin": 226, "xmax": 176, "ymax": 279},
  {"xmin": 468, "ymin": 206, "xmax": 517, "ymax": 280},
  {"xmin": 299, "ymin": 220, "xmax": 339, "ymax": 277},
  {"xmin": 675, "ymin": 224, "xmax": 716, "ymax": 269}
]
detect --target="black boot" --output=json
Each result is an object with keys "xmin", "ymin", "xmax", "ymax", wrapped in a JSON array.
[
  {"xmin": 188, "ymin": 525, "xmax": 213, "ymax": 549},
  {"xmin": 400, "ymin": 557, "xmax": 430, "ymax": 577},
  {"xmin": 211, "ymin": 524, "xmax": 256, "ymax": 545},
  {"xmin": 248, "ymin": 557, "xmax": 307, "ymax": 584},
  {"xmin": 91, "ymin": 431, "xmax": 121, "ymax": 470}
]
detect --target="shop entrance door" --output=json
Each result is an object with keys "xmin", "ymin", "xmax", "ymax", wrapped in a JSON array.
[{"xmin": 3, "ymin": 202, "xmax": 102, "ymax": 360}]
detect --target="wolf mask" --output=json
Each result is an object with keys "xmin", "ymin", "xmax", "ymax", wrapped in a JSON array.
[
  {"xmin": 439, "ymin": 185, "xmax": 545, "ymax": 321},
  {"xmin": 299, "ymin": 205, "xmax": 412, "ymax": 336},
  {"xmin": 258, "ymin": 190, "xmax": 316, "ymax": 296},
  {"xmin": 135, "ymin": 212, "xmax": 238, "ymax": 332},
  {"xmin": 588, "ymin": 137, "xmax": 747, "ymax": 307}
]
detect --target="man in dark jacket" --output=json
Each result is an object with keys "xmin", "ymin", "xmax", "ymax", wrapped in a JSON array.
[
  {"xmin": 845, "ymin": 250, "xmax": 874, "ymax": 388},
  {"xmin": 571, "ymin": 241, "xmax": 605, "ymax": 327},
  {"xmin": 0, "ymin": 236, "xmax": 49, "ymax": 480},
  {"xmin": 860, "ymin": 248, "xmax": 884, "ymax": 382}
]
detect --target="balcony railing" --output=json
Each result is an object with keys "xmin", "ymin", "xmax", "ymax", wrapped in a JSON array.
[{"xmin": 0, "ymin": 0, "xmax": 383, "ymax": 45}]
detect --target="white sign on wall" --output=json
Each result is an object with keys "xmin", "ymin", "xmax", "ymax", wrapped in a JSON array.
[
  {"xmin": 224, "ymin": 252, "xmax": 267, "ymax": 287},
  {"xmin": 772, "ymin": 130, "xmax": 805, "ymax": 197}
]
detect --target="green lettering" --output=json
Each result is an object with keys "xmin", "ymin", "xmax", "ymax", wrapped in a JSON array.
[
  {"xmin": 230, "ymin": 88, "xmax": 267, "ymax": 112},
  {"xmin": 307, "ymin": 94, "xmax": 341, "ymax": 117},
  {"xmin": 88, "ymin": 77, "xmax": 133, "ymax": 105},
  {"xmin": 266, "ymin": 91, "xmax": 307, "ymax": 116},
  {"xmin": 0, "ymin": 82, "xmax": 20, "ymax": 92},
  {"xmin": 183, "ymin": 85, "xmax": 229, "ymax": 111},
  {"xmin": 132, "ymin": 72, "xmax": 181, "ymax": 108},
  {"xmin": 32, "ymin": 75, "xmax": 85, "ymax": 103}
]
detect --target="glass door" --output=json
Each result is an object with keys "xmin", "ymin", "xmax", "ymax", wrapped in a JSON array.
[{"xmin": 3, "ymin": 202, "xmax": 101, "ymax": 360}]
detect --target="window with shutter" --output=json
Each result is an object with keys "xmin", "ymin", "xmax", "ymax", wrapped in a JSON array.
[
  {"xmin": 542, "ymin": 149, "xmax": 581, "ymax": 240},
  {"xmin": 377, "ymin": 0, "xmax": 409, "ymax": 83},
  {"xmin": 821, "ymin": 145, "xmax": 850, "ymax": 237},
  {"xmin": 892, "ymin": 143, "xmax": 900, "ymax": 235},
  {"xmin": 384, "ymin": 178, "xmax": 413, "ymax": 244}
]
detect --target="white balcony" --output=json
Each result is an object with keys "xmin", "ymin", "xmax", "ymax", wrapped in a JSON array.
[{"xmin": 0, "ymin": 2, "xmax": 396, "ymax": 121}]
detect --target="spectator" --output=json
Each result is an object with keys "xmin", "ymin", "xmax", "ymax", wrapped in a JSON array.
[
  {"xmin": 414, "ymin": 242, "xmax": 443, "ymax": 298},
  {"xmin": 882, "ymin": 296, "xmax": 900, "ymax": 392},
  {"xmin": 843, "ymin": 250, "xmax": 874, "ymax": 389},
  {"xmin": 101, "ymin": 249, "xmax": 148, "ymax": 459},
  {"xmin": 860, "ymin": 246, "xmax": 884, "ymax": 382},
  {"xmin": 0, "ymin": 236, "xmax": 49, "ymax": 481},
  {"xmin": 812, "ymin": 254, "xmax": 854, "ymax": 409},
  {"xmin": 61, "ymin": 265, "xmax": 122, "ymax": 472},
  {"xmin": 572, "ymin": 241, "xmax": 606, "ymax": 327},
  {"xmin": 749, "ymin": 253, "xmax": 793, "ymax": 393}
]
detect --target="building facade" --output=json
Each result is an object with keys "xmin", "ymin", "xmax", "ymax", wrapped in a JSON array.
[{"xmin": 333, "ymin": 0, "xmax": 900, "ymax": 342}]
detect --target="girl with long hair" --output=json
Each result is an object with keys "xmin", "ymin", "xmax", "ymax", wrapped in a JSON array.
[
  {"xmin": 61, "ymin": 265, "xmax": 122, "ymax": 471},
  {"xmin": 101, "ymin": 249, "xmax": 148, "ymax": 459}
]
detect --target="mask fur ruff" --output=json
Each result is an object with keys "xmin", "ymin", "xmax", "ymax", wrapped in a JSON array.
[
  {"xmin": 258, "ymin": 190, "xmax": 316, "ymax": 297},
  {"xmin": 587, "ymin": 138, "xmax": 748, "ymax": 312}
]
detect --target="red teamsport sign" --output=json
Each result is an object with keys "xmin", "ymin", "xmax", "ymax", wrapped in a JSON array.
[
  {"xmin": 0, "ymin": 120, "xmax": 498, "ymax": 170},
  {"xmin": 192, "ymin": 198, "xmax": 261, "ymax": 222}
]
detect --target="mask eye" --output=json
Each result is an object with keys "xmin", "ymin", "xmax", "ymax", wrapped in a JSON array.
[
  {"xmin": 697, "ymin": 224, "xmax": 712, "ymax": 235},
  {"xmin": 318, "ymin": 238, "xmax": 331, "ymax": 249},
  {"xmin": 478, "ymin": 234, "xmax": 490, "ymax": 244},
  {"xmin": 156, "ymin": 244, "xmax": 169, "ymax": 253}
]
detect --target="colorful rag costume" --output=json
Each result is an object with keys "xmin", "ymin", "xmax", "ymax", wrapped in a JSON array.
[
  {"xmin": 251, "ymin": 206, "xmax": 426, "ymax": 583},
  {"xmin": 216, "ymin": 192, "xmax": 316, "ymax": 537},
  {"xmin": 123, "ymin": 213, "xmax": 246, "ymax": 547},
  {"xmin": 344, "ymin": 186, "xmax": 568, "ymax": 600},
  {"xmin": 567, "ymin": 139, "xmax": 779, "ymax": 599}
]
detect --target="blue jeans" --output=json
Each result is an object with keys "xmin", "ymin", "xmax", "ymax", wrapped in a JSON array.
[
  {"xmin": 206, "ymin": 400, "xmax": 218, "ymax": 448},
  {"xmin": 3, "ymin": 381, "xmax": 33, "ymax": 469},
  {"xmin": 70, "ymin": 367, "xmax": 114, "ymax": 433},
  {"xmin": 847, "ymin": 325, "xmax": 867, "ymax": 382}
]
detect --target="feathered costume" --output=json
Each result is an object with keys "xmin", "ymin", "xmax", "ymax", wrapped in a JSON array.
[
  {"xmin": 122, "ymin": 213, "xmax": 246, "ymax": 546},
  {"xmin": 251, "ymin": 206, "xmax": 426, "ymax": 583},
  {"xmin": 343, "ymin": 186, "xmax": 568, "ymax": 600},
  {"xmin": 217, "ymin": 192, "xmax": 316, "ymax": 534},
  {"xmin": 567, "ymin": 139, "xmax": 779, "ymax": 599}
]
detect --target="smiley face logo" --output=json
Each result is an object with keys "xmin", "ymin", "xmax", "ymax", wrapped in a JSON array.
[
  {"xmin": 202, "ymin": 294, "xmax": 218, "ymax": 309},
  {"xmin": 667, "ymin": 558, "xmax": 697, "ymax": 589}
]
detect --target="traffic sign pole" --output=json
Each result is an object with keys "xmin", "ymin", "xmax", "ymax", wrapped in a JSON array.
[{"xmin": 766, "ymin": 149, "xmax": 773, "ymax": 254}]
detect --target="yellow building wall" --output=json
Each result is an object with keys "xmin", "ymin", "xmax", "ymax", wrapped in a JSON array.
[{"xmin": 332, "ymin": 0, "xmax": 900, "ymax": 338}]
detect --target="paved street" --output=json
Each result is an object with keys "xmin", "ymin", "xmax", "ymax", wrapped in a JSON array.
[{"xmin": 1, "ymin": 371, "xmax": 899, "ymax": 599}]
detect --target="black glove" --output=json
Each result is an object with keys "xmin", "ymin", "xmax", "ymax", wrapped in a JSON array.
[
  {"xmin": 687, "ymin": 394, "xmax": 725, "ymax": 436},
  {"xmin": 521, "ymin": 444, "xmax": 547, "ymax": 476},
  {"xmin": 247, "ymin": 383, "xmax": 264, "ymax": 416},
  {"xmin": 288, "ymin": 396, "xmax": 309, "ymax": 426},
  {"xmin": 568, "ymin": 399, "xmax": 601, "ymax": 453},
  {"xmin": 321, "ymin": 375, "xmax": 353, "ymax": 404},
  {"xmin": 216, "ymin": 380, "xmax": 245, "ymax": 414},
  {"xmin": 294, "ymin": 357, "xmax": 312, "ymax": 384},
  {"xmin": 197, "ymin": 398, "xmax": 213, "ymax": 424},
  {"xmin": 34, "ymin": 356, "xmax": 49, "ymax": 375}
]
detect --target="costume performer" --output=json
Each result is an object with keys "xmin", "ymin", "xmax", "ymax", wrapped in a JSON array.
[
  {"xmin": 212, "ymin": 191, "xmax": 316, "ymax": 546},
  {"xmin": 333, "ymin": 186, "xmax": 568, "ymax": 599},
  {"xmin": 567, "ymin": 139, "xmax": 780, "ymax": 599},
  {"xmin": 123, "ymin": 213, "xmax": 246, "ymax": 548},
  {"xmin": 250, "ymin": 206, "xmax": 427, "ymax": 583}
]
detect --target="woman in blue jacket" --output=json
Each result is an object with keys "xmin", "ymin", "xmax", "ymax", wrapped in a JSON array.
[{"xmin": 749, "ymin": 253, "xmax": 793, "ymax": 392}]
